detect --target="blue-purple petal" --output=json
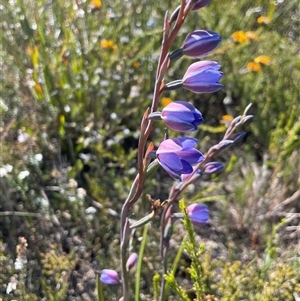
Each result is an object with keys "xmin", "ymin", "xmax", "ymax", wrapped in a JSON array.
[
  {"xmin": 163, "ymin": 118, "xmax": 198, "ymax": 131},
  {"xmin": 178, "ymin": 149, "xmax": 204, "ymax": 164},
  {"xmin": 157, "ymin": 137, "xmax": 204, "ymax": 180},
  {"xmin": 158, "ymin": 153, "xmax": 183, "ymax": 171},
  {"xmin": 182, "ymin": 61, "xmax": 223, "ymax": 94},
  {"xmin": 157, "ymin": 139, "xmax": 182, "ymax": 153},
  {"xmin": 187, "ymin": 203, "xmax": 209, "ymax": 225},
  {"xmin": 126, "ymin": 253, "xmax": 138, "ymax": 270},
  {"xmin": 182, "ymin": 30, "xmax": 221, "ymax": 58},
  {"xmin": 176, "ymin": 137, "xmax": 198, "ymax": 150},
  {"xmin": 100, "ymin": 269, "xmax": 119, "ymax": 285},
  {"xmin": 161, "ymin": 102, "xmax": 203, "ymax": 132}
]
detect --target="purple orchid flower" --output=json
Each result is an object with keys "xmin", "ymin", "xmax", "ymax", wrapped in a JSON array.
[
  {"xmin": 173, "ymin": 203, "xmax": 209, "ymax": 225},
  {"xmin": 164, "ymin": 61, "xmax": 223, "ymax": 94},
  {"xmin": 100, "ymin": 269, "xmax": 120, "ymax": 285},
  {"xmin": 182, "ymin": 60, "xmax": 223, "ymax": 93},
  {"xmin": 182, "ymin": 30, "xmax": 221, "ymax": 58},
  {"xmin": 157, "ymin": 137, "xmax": 204, "ymax": 179},
  {"xmin": 161, "ymin": 101, "xmax": 204, "ymax": 132},
  {"xmin": 187, "ymin": 203, "xmax": 209, "ymax": 226},
  {"xmin": 170, "ymin": 30, "xmax": 221, "ymax": 61}
]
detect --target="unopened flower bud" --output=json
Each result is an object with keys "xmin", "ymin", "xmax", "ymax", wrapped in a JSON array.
[
  {"xmin": 126, "ymin": 253, "xmax": 138, "ymax": 271},
  {"xmin": 182, "ymin": 61, "xmax": 223, "ymax": 94},
  {"xmin": 100, "ymin": 269, "xmax": 120, "ymax": 285},
  {"xmin": 232, "ymin": 132, "xmax": 247, "ymax": 143},
  {"xmin": 187, "ymin": 203, "xmax": 209, "ymax": 226},
  {"xmin": 182, "ymin": 30, "xmax": 221, "ymax": 59},
  {"xmin": 203, "ymin": 162, "xmax": 224, "ymax": 175},
  {"xmin": 175, "ymin": 204, "xmax": 209, "ymax": 225},
  {"xmin": 161, "ymin": 101, "xmax": 203, "ymax": 132}
]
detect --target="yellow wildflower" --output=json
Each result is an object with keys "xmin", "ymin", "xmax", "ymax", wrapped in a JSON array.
[
  {"xmin": 35, "ymin": 83, "xmax": 44, "ymax": 98},
  {"xmin": 231, "ymin": 31, "xmax": 248, "ymax": 43},
  {"xmin": 161, "ymin": 97, "xmax": 173, "ymax": 107},
  {"xmin": 245, "ymin": 31, "xmax": 258, "ymax": 41},
  {"xmin": 257, "ymin": 16, "xmax": 271, "ymax": 24},
  {"xmin": 254, "ymin": 55, "xmax": 271, "ymax": 65},
  {"xmin": 90, "ymin": 0, "xmax": 101, "ymax": 8},
  {"xmin": 35, "ymin": 83, "xmax": 42, "ymax": 94},
  {"xmin": 222, "ymin": 115, "xmax": 234, "ymax": 122},
  {"xmin": 220, "ymin": 115, "xmax": 234, "ymax": 127},
  {"xmin": 132, "ymin": 61, "xmax": 139, "ymax": 69},
  {"xmin": 246, "ymin": 62, "xmax": 261, "ymax": 72},
  {"xmin": 26, "ymin": 45, "xmax": 32, "ymax": 55},
  {"xmin": 101, "ymin": 39, "xmax": 117, "ymax": 50}
]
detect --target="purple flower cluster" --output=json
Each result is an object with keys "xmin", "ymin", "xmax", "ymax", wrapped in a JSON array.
[
  {"xmin": 146, "ymin": 12, "xmax": 224, "ymax": 181},
  {"xmin": 152, "ymin": 58, "xmax": 223, "ymax": 179}
]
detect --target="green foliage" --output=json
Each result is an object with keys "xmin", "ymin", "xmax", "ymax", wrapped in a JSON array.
[
  {"xmin": 40, "ymin": 248, "xmax": 75, "ymax": 301},
  {"xmin": 152, "ymin": 273, "xmax": 160, "ymax": 301},
  {"xmin": 135, "ymin": 224, "xmax": 149, "ymax": 301},
  {"xmin": 179, "ymin": 200, "xmax": 206, "ymax": 299},
  {"xmin": 164, "ymin": 273, "xmax": 191, "ymax": 301},
  {"xmin": 168, "ymin": 200, "xmax": 300, "ymax": 301},
  {"xmin": 96, "ymin": 276, "xmax": 104, "ymax": 301},
  {"xmin": 164, "ymin": 200, "xmax": 206, "ymax": 300},
  {"xmin": 214, "ymin": 260, "xmax": 300, "ymax": 301}
]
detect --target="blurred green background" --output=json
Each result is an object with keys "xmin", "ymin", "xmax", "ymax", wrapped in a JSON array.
[{"xmin": 1, "ymin": 0, "xmax": 299, "ymax": 300}]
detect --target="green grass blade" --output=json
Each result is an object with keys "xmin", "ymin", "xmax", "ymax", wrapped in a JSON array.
[{"xmin": 135, "ymin": 223, "xmax": 149, "ymax": 301}]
